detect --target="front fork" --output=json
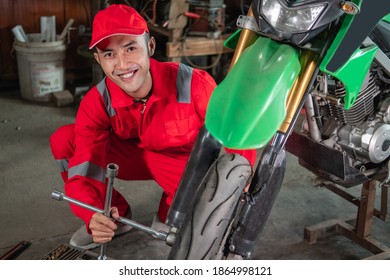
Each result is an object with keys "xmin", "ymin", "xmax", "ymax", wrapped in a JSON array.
[
  {"xmin": 169, "ymin": 6, "xmax": 323, "ymax": 258},
  {"xmin": 166, "ymin": 53, "xmax": 320, "ymax": 257},
  {"xmin": 227, "ymin": 50, "xmax": 320, "ymax": 258},
  {"xmin": 224, "ymin": 6, "xmax": 321, "ymax": 257}
]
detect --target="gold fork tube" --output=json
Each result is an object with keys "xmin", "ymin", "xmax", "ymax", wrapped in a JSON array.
[
  {"xmin": 228, "ymin": 7, "xmax": 259, "ymax": 72},
  {"xmin": 279, "ymin": 50, "xmax": 319, "ymax": 133},
  {"xmin": 227, "ymin": 7, "xmax": 319, "ymax": 135}
]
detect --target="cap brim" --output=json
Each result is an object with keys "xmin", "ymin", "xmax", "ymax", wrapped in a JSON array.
[{"xmin": 89, "ymin": 30, "xmax": 146, "ymax": 49}]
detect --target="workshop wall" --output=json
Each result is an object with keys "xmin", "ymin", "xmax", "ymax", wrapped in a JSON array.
[
  {"xmin": 0, "ymin": 0, "xmax": 252, "ymax": 90},
  {"xmin": 0, "ymin": 0, "xmax": 93, "ymax": 88}
]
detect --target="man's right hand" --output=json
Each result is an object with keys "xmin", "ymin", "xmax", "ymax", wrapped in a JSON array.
[{"xmin": 89, "ymin": 207, "xmax": 119, "ymax": 244}]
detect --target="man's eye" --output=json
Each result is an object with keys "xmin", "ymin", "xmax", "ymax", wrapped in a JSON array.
[
  {"xmin": 127, "ymin": 46, "xmax": 136, "ymax": 52},
  {"xmin": 103, "ymin": 52, "xmax": 114, "ymax": 58}
]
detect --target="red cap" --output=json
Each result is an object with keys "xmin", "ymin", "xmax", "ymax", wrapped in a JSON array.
[{"xmin": 89, "ymin": 4, "xmax": 149, "ymax": 49}]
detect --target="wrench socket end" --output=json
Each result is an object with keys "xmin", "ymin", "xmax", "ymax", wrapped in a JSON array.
[
  {"xmin": 51, "ymin": 190, "xmax": 64, "ymax": 201},
  {"xmin": 106, "ymin": 163, "xmax": 119, "ymax": 178}
]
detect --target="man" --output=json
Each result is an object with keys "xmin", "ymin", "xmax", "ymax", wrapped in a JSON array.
[{"xmin": 50, "ymin": 4, "xmax": 256, "ymax": 249}]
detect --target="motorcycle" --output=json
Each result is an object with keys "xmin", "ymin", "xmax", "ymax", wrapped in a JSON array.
[
  {"xmin": 166, "ymin": 0, "xmax": 390, "ymax": 259},
  {"xmin": 52, "ymin": 0, "xmax": 390, "ymax": 260}
]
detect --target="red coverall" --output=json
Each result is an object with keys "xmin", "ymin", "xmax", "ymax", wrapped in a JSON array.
[{"xmin": 50, "ymin": 58, "xmax": 256, "ymax": 228}]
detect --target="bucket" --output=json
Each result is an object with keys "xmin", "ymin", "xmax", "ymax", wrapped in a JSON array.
[{"xmin": 13, "ymin": 33, "xmax": 66, "ymax": 102}]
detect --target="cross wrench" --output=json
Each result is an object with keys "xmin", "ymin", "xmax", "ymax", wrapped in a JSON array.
[
  {"xmin": 51, "ymin": 164, "xmax": 170, "ymax": 257},
  {"xmin": 51, "ymin": 191, "xmax": 169, "ymax": 241}
]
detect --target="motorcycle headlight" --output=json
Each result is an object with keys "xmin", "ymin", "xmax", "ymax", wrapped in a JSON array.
[{"xmin": 261, "ymin": 0, "xmax": 327, "ymax": 33}]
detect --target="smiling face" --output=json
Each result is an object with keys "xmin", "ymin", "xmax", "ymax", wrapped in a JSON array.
[{"xmin": 93, "ymin": 34, "xmax": 155, "ymax": 99}]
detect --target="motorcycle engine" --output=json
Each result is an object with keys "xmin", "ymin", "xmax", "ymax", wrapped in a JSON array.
[{"xmin": 316, "ymin": 71, "xmax": 390, "ymax": 164}]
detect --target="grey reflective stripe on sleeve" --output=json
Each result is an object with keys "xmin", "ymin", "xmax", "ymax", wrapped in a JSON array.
[
  {"xmin": 176, "ymin": 63, "xmax": 193, "ymax": 103},
  {"xmin": 56, "ymin": 159, "xmax": 69, "ymax": 172},
  {"xmin": 68, "ymin": 161, "xmax": 106, "ymax": 183},
  {"xmin": 97, "ymin": 78, "xmax": 116, "ymax": 117}
]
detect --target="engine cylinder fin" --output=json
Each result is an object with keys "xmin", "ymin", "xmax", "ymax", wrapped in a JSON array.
[{"xmin": 326, "ymin": 75, "xmax": 378, "ymax": 126}]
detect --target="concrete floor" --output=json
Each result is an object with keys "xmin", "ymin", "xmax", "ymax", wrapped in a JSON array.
[{"xmin": 0, "ymin": 90, "xmax": 389, "ymax": 260}]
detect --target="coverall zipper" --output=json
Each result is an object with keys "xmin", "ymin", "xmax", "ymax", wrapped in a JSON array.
[
  {"xmin": 141, "ymin": 102, "xmax": 146, "ymax": 114},
  {"xmin": 139, "ymin": 100, "xmax": 147, "ymax": 134}
]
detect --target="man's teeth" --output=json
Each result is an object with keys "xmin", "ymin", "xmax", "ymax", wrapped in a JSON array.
[{"xmin": 121, "ymin": 71, "xmax": 134, "ymax": 78}]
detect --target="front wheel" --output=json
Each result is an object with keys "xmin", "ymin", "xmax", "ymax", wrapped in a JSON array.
[{"xmin": 168, "ymin": 153, "xmax": 252, "ymax": 260}]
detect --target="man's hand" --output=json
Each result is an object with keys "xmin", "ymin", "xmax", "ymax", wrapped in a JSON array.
[{"xmin": 89, "ymin": 207, "xmax": 120, "ymax": 244}]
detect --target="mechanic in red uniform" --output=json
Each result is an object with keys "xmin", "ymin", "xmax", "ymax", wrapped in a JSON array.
[{"xmin": 50, "ymin": 4, "xmax": 256, "ymax": 249}]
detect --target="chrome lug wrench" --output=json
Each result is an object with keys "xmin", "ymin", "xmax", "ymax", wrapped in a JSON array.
[
  {"xmin": 52, "ymin": 165, "xmax": 169, "ymax": 253},
  {"xmin": 51, "ymin": 191, "xmax": 169, "ymax": 241}
]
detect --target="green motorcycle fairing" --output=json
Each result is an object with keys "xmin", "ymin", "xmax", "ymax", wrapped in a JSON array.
[
  {"xmin": 205, "ymin": 36, "xmax": 301, "ymax": 149},
  {"xmin": 320, "ymin": 0, "xmax": 390, "ymax": 110},
  {"xmin": 321, "ymin": 41, "xmax": 378, "ymax": 110},
  {"xmin": 224, "ymin": 29, "xmax": 241, "ymax": 50}
]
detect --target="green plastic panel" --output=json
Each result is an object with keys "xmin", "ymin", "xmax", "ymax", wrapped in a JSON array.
[
  {"xmin": 320, "ymin": 0, "xmax": 379, "ymax": 110},
  {"xmin": 323, "ymin": 44, "xmax": 377, "ymax": 109},
  {"xmin": 384, "ymin": 14, "xmax": 390, "ymax": 23},
  {"xmin": 224, "ymin": 29, "xmax": 241, "ymax": 49},
  {"xmin": 205, "ymin": 36, "xmax": 301, "ymax": 149}
]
